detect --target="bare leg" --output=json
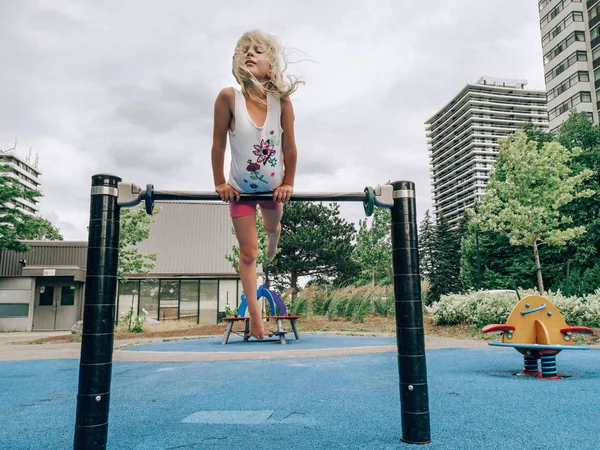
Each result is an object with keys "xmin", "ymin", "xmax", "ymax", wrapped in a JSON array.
[
  {"xmin": 232, "ymin": 213, "xmax": 264, "ymax": 340},
  {"xmin": 261, "ymin": 206, "xmax": 283, "ymax": 259}
]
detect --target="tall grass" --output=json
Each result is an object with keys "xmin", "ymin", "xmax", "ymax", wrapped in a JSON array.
[
  {"xmin": 279, "ymin": 282, "xmax": 431, "ymax": 322},
  {"xmin": 321, "ymin": 285, "xmax": 395, "ymax": 322}
]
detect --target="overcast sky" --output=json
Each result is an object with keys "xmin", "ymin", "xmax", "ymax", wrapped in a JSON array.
[{"xmin": 0, "ymin": 0, "xmax": 545, "ymax": 240}]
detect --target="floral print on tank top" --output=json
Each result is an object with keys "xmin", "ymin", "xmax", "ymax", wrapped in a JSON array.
[{"xmin": 243, "ymin": 130, "xmax": 280, "ymax": 191}]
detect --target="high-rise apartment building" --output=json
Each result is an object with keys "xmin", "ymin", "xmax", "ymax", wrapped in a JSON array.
[
  {"xmin": 539, "ymin": 0, "xmax": 599, "ymax": 130},
  {"xmin": 425, "ymin": 77, "xmax": 548, "ymax": 227},
  {"xmin": 0, "ymin": 145, "xmax": 41, "ymax": 215}
]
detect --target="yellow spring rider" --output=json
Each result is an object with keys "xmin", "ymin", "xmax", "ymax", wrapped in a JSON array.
[{"xmin": 481, "ymin": 295, "xmax": 594, "ymax": 379}]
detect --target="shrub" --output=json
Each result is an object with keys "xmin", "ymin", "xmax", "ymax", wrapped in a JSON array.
[{"xmin": 429, "ymin": 289, "xmax": 600, "ymax": 328}]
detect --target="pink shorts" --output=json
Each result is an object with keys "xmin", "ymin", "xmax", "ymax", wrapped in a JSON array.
[{"xmin": 229, "ymin": 200, "xmax": 283, "ymax": 218}]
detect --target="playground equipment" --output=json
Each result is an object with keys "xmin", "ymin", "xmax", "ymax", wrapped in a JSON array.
[
  {"xmin": 73, "ymin": 175, "xmax": 430, "ymax": 449},
  {"xmin": 482, "ymin": 294, "xmax": 594, "ymax": 379},
  {"xmin": 221, "ymin": 285, "xmax": 300, "ymax": 344}
]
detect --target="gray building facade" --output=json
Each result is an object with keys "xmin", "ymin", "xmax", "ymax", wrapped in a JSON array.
[
  {"xmin": 0, "ymin": 146, "xmax": 42, "ymax": 215},
  {"xmin": 0, "ymin": 202, "xmax": 243, "ymax": 331},
  {"xmin": 539, "ymin": 0, "xmax": 599, "ymax": 130},
  {"xmin": 425, "ymin": 76, "xmax": 548, "ymax": 227}
]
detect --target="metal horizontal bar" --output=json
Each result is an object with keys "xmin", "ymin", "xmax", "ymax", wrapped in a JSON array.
[{"xmin": 152, "ymin": 190, "xmax": 368, "ymax": 203}]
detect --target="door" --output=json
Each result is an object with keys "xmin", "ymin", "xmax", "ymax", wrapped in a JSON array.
[
  {"xmin": 55, "ymin": 285, "xmax": 80, "ymax": 330},
  {"xmin": 33, "ymin": 282, "xmax": 81, "ymax": 331},
  {"xmin": 33, "ymin": 285, "xmax": 57, "ymax": 330}
]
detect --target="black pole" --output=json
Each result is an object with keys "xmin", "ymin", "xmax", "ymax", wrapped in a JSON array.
[
  {"xmin": 390, "ymin": 180, "xmax": 431, "ymax": 444},
  {"xmin": 74, "ymin": 174, "xmax": 121, "ymax": 450}
]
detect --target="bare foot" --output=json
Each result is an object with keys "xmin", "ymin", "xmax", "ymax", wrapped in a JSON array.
[
  {"xmin": 249, "ymin": 314, "xmax": 265, "ymax": 340},
  {"xmin": 266, "ymin": 230, "xmax": 280, "ymax": 259}
]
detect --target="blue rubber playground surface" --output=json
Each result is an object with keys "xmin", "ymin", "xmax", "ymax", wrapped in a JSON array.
[
  {"xmin": 1, "ymin": 335, "xmax": 599, "ymax": 449},
  {"xmin": 123, "ymin": 333, "xmax": 397, "ymax": 352}
]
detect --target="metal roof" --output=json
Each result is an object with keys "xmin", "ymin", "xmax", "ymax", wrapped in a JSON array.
[
  {"xmin": 0, "ymin": 202, "xmax": 240, "ymax": 278},
  {"xmin": 0, "ymin": 242, "xmax": 87, "ymax": 276},
  {"xmin": 133, "ymin": 201, "xmax": 238, "ymax": 276}
]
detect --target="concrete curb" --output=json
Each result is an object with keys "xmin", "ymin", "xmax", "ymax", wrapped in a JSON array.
[{"xmin": 0, "ymin": 333, "xmax": 502, "ymax": 362}]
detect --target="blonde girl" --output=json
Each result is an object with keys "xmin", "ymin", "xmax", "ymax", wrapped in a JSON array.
[{"xmin": 211, "ymin": 30, "xmax": 302, "ymax": 339}]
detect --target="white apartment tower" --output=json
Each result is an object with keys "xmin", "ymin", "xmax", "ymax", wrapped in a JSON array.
[
  {"xmin": 539, "ymin": 0, "xmax": 599, "ymax": 130},
  {"xmin": 425, "ymin": 77, "xmax": 548, "ymax": 228},
  {"xmin": 0, "ymin": 145, "xmax": 41, "ymax": 215}
]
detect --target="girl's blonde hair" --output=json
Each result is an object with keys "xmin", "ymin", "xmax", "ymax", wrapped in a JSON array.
[{"xmin": 232, "ymin": 29, "xmax": 303, "ymax": 104}]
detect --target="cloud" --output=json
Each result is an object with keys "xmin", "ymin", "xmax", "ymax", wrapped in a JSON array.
[
  {"xmin": 112, "ymin": 79, "xmax": 215, "ymax": 133},
  {"xmin": 105, "ymin": 139, "xmax": 194, "ymax": 176},
  {"xmin": 0, "ymin": 0, "xmax": 545, "ymax": 239}
]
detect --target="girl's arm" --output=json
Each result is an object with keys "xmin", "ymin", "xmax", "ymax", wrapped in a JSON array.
[
  {"xmin": 274, "ymin": 97, "xmax": 297, "ymax": 202},
  {"xmin": 211, "ymin": 88, "xmax": 240, "ymax": 202}
]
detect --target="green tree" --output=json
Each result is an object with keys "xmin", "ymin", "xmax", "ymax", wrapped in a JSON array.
[
  {"xmin": 352, "ymin": 207, "xmax": 392, "ymax": 286},
  {"xmin": 427, "ymin": 214, "xmax": 462, "ymax": 304},
  {"xmin": 19, "ymin": 216, "xmax": 63, "ymax": 241},
  {"xmin": 118, "ymin": 205, "xmax": 158, "ymax": 278},
  {"xmin": 460, "ymin": 222, "xmax": 536, "ymax": 291},
  {"xmin": 521, "ymin": 121, "xmax": 554, "ymax": 149},
  {"xmin": 418, "ymin": 210, "xmax": 435, "ymax": 280},
  {"xmin": 476, "ymin": 130, "xmax": 592, "ymax": 293},
  {"xmin": 0, "ymin": 165, "xmax": 62, "ymax": 251},
  {"xmin": 267, "ymin": 202, "xmax": 358, "ymax": 298},
  {"xmin": 554, "ymin": 112, "xmax": 600, "ymax": 276}
]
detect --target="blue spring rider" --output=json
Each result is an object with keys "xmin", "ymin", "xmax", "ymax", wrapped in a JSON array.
[{"xmin": 221, "ymin": 285, "xmax": 301, "ymax": 344}]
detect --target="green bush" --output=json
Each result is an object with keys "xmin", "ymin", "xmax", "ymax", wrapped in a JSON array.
[
  {"xmin": 118, "ymin": 305, "xmax": 147, "ymax": 333},
  {"xmin": 550, "ymin": 291, "xmax": 600, "ymax": 327},
  {"xmin": 429, "ymin": 289, "xmax": 600, "ymax": 328}
]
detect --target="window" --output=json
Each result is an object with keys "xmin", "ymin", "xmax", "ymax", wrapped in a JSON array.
[
  {"xmin": 219, "ymin": 280, "xmax": 238, "ymax": 311},
  {"xmin": 545, "ymin": 50, "xmax": 587, "ymax": 83},
  {"xmin": 39, "ymin": 286, "xmax": 54, "ymax": 306},
  {"xmin": 199, "ymin": 280, "xmax": 218, "ymax": 325},
  {"xmin": 61, "ymin": 286, "xmax": 75, "ymax": 306},
  {"xmin": 541, "ymin": 1, "xmax": 565, "ymax": 27},
  {"xmin": 140, "ymin": 279, "xmax": 159, "ymax": 320},
  {"xmin": 180, "ymin": 280, "xmax": 199, "ymax": 320},
  {"xmin": 159, "ymin": 279, "xmax": 179, "ymax": 320},
  {"xmin": 553, "ymin": 25, "xmax": 563, "ymax": 38},
  {"xmin": 548, "ymin": 91, "xmax": 592, "ymax": 119},
  {"xmin": 117, "ymin": 279, "xmax": 140, "ymax": 320},
  {"xmin": 0, "ymin": 304, "xmax": 29, "ymax": 317},
  {"xmin": 544, "ymin": 27, "xmax": 584, "ymax": 64}
]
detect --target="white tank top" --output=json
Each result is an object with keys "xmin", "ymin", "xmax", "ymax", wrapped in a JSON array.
[{"xmin": 227, "ymin": 88, "xmax": 285, "ymax": 193}]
